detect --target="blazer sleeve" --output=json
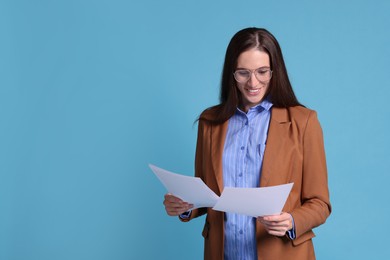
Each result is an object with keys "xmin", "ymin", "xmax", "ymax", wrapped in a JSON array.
[{"xmin": 290, "ymin": 110, "xmax": 332, "ymax": 238}]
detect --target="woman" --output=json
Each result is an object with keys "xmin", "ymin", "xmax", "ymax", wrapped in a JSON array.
[{"xmin": 164, "ymin": 27, "xmax": 331, "ymax": 260}]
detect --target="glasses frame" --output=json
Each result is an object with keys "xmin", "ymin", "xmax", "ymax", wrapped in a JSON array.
[{"xmin": 233, "ymin": 67, "xmax": 273, "ymax": 83}]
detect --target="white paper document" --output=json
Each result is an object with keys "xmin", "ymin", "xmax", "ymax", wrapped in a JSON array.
[
  {"xmin": 149, "ymin": 164, "xmax": 293, "ymax": 217},
  {"xmin": 149, "ymin": 164, "xmax": 219, "ymax": 209},
  {"xmin": 213, "ymin": 184, "xmax": 293, "ymax": 217}
]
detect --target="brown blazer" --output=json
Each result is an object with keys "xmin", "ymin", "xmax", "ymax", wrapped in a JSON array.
[{"xmin": 184, "ymin": 106, "xmax": 331, "ymax": 260}]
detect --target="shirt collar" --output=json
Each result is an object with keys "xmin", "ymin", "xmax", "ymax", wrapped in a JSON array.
[{"xmin": 236, "ymin": 98, "xmax": 273, "ymax": 115}]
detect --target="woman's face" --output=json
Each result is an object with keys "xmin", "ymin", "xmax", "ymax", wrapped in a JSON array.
[{"xmin": 235, "ymin": 48, "xmax": 271, "ymax": 112}]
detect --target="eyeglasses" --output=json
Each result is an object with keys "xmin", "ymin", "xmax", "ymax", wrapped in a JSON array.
[{"xmin": 233, "ymin": 67, "xmax": 273, "ymax": 83}]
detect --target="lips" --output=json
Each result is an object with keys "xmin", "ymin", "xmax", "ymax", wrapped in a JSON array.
[{"xmin": 246, "ymin": 87, "xmax": 263, "ymax": 95}]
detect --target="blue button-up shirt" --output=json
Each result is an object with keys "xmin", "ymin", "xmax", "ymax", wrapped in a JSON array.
[{"xmin": 222, "ymin": 99, "xmax": 272, "ymax": 260}]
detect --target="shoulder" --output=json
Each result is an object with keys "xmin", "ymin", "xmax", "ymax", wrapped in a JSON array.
[
  {"xmin": 271, "ymin": 106, "xmax": 317, "ymax": 123},
  {"xmin": 271, "ymin": 106, "xmax": 322, "ymax": 133},
  {"xmin": 199, "ymin": 105, "xmax": 223, "ymax": 122},
  {"xmin": 288, "ymin": 106, "xmax": 317, "ymax": 121}
]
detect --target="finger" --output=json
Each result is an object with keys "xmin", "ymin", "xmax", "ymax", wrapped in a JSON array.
[
  {"xmin": 163, "ymin": 198, "xmax": 192, "ymax": 209},
  {"xmin": 164, "ymin": 200, "xmax": 192, "ymax": 209},
  {"xmin": 166, "ymin": 209, "xmax": 185, "ymax": 216},
  {"xmin": 262, "ymin": 214, "xmax": 289, "ymax": 222},
  {"xmin": 165, "ymin": 204, "xmax": 185, "ymax": 215},
  {"xmin": 263, "ymin": 225, "xmax": 289, "ymax": 236},
  {"xmin": 259, "ymin": 217, "xmax": 288, "ymax": 225},
  {"xmin": 164, "ymin": 194, "xmax": 183, "ymax": 203},
  {"xmin": 267, "ymin": 230, "xmax": 286, "ymax": 237},
  {"xmin": 163, "ymin": 195, "xmax": 193, "ymax": 216},
  {"xmin": 261, "ymin": 215, "xmax": 291, "ymax": 229},
  {"xmin": 266, "ymin": 224, "xmax": 289, "ymax": 231},
  {"xmin": 258, "ymin": 218, "xmax": 290, "ymax": 232},
  {"xmin": 165, "ymin": 204, "xmax": 192, "ymax": 216},
  {"xmin": 164, "ymin": 194, "xmax": 193, "ymax": 207}
]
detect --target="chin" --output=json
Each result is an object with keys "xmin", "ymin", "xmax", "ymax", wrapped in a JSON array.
[{"xmin": 247, "ymin": 97, "xmax": 264, "ymax": 105}]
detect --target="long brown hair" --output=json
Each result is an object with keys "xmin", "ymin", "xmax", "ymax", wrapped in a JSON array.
[{"xmin": 200, "ymin": 27, "xmax": 302, "ymax": 124}]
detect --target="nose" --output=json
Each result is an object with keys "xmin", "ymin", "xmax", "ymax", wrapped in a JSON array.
[{"xmin": 248, "ymin": 72, "xmax": 259, "ymax": 87}]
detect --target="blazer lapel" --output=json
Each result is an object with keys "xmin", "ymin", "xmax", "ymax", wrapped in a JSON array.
[
  {"xmin": 211, "ymin": 120, "xmax": 229, "ymax": 194},
  {"xmin": 260, "ymin": 107, "xmax": 291, "ymax": 187}
]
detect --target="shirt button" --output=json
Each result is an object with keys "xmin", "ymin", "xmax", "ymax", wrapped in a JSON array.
[
  {"xmin": 240, "ymin": 146, "xmax": 245, "ymax": 150},
  {"xmin": 239, "ymin": 230, "xmax": 243, "ymax": 234},
  {"xmin": 239, "ymin": 173, "xmax": 243, "ymax": 177}
]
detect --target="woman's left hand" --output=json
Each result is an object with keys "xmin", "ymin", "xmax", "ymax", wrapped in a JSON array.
[{"xmin": 257, "ymin": 212, "xmax": 293, "ymax": 236}]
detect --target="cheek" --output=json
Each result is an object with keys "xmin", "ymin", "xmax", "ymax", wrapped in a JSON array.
[{"xmin": 236, "ymin": 83, "xmax": 246, "ymax": 93}]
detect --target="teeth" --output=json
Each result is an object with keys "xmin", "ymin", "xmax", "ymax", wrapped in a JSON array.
[{"xmin": 248, "ymin": 89, "xmax": 259, "ymax": 93}]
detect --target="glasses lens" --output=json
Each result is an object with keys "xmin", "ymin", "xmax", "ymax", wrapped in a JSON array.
[
  {"xmin": 234, "ymin": 70, "xmax": 250, "ymax": 82},
  {"xmin": 255, "ymin": 69, "xmax": 272, "ymax": 82}
]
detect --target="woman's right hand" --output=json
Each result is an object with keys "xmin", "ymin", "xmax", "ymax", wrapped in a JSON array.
[{"xmin": 163, "ymin": 193, "xmax": 193, "ymax": 216}]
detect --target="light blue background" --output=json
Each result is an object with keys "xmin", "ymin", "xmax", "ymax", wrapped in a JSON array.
[{"xmin": 1, "ymin": 0, "xmax": 389, "ymax": 259}]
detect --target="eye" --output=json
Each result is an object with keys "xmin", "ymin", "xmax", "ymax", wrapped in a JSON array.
[
  {"xmin": 236, "ymin": 70, "xmax": 250, "ymax": 77},
  {"xmin": 256, "ymin": 69, "xmax": 269, "ymax": 75}
]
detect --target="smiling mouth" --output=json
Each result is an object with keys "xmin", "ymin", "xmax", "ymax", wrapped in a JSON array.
[
  {"xmin": 247, "ymin": 88, "xmax": 260, "ymax": 93},
  {"xmin": 246, "ymin": 85, "xmax": 265, "ymax": 94}
]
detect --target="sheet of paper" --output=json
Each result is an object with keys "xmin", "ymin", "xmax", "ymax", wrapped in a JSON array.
[
  {"xmin": 212, "ymin": 183, "xmax": 293, "ymax": 217},
  {"xmin": 150, "ymin": 164, "xmax": 293, "ymax": 217},
  {"xmin": 149, "ymin": 164, "xmax": 219, "ymax": 209}
]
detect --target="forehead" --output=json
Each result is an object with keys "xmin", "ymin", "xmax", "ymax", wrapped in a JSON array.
[{"xmin": 236, "ymin": 49, "xmax": 270, "ymax": 68}]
